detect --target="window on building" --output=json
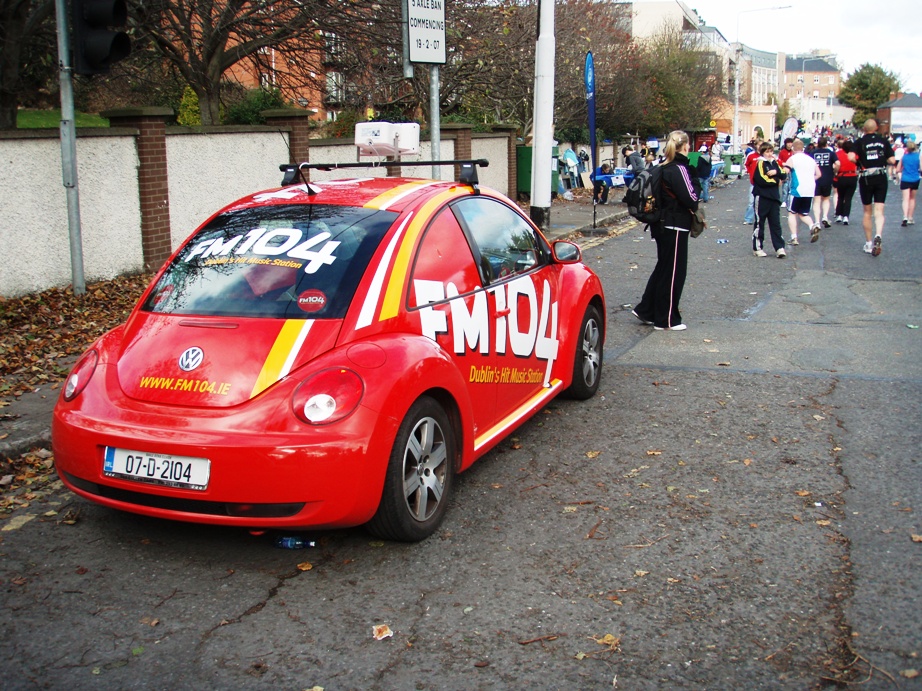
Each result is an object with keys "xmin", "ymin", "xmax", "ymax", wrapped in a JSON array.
[{"xmin": 813, "ymin": 75, "xmax": 820, "ymax": 84}]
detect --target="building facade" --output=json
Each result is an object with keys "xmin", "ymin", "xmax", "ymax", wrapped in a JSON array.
[{"xmin": 781, "ymin": 54, "xmax": 844, "ymax": 128}]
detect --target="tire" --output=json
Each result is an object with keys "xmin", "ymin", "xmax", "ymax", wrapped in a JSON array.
[
  {"xmin": 366, "ymin": 396, "xmax": 455, "ymax": 542},
  {"xmin": 562, "ymin": 304, "xmax": 603, "ymax": 400}
]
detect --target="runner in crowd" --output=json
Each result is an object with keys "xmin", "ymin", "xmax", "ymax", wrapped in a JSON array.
[
  {"xmin": 897, "ymin": 139, "xmax": 920, "ymax": 226},
  {"xmin": 743, "ymin": 139, "xmax": 762, "ymax": 226},
  {"xmin": 833, "ymin": 139, "xmax": 858, "ymax": 225},
  {"xmin": 851, "ymin": 118, "xmax": 896, "ymax": 256},
  {"xmin": 777, "ymin": 137, "xmax": 795, "ymax": 208},
  {"xmin": 783, "ymin": 139, "xmax": 821, "ymax": 244},
  {"xmin": 811, "ymin": 136, "xmax": 837, "ymax": 228}
]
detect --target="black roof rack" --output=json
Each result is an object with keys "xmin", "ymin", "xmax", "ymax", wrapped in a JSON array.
[{"xmin": 279, "ymin": 159, "xmax": 489, "ymax": 194}]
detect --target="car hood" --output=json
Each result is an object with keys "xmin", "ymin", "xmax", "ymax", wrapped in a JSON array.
[{"xmin": 116, "ymin": 312, "xmax": 341, "ymax": 407}]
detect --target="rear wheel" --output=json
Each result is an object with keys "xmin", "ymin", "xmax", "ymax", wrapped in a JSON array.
[
  {"xmin": 563, "ymin": 304, "xmax": 603, "ymax": 400},
  {"xmin": 366, "ymin": 396, "xmax": 455, "ymax": 542}
]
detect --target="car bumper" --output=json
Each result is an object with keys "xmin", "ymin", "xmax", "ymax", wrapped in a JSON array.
[{"xmin": 52, "ymin": 401, "xmax": 398, "ymax": 529}]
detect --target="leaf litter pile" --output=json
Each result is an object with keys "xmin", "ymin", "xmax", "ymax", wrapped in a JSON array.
[{"xmin": 0, "ymin": 273, "xmax": 152, "ymax": 512}]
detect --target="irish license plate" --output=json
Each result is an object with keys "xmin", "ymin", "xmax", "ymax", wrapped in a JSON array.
[{"xmin": 103, "ymin": 447, "xmax": 210, "ymax": 490}]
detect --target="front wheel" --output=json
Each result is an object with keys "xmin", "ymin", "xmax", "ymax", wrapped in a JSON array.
[
  {"xmin": 366, "ymin": 396, "xmax": 455, "ymax": 542},
  {"xmin": 562, "ymin": 304, "xmax": 603, "ymax": 400}
]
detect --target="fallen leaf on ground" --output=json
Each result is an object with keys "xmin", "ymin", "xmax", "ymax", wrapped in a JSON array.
[
  {"xmin": 591, "ymin": 633, "xmax": 622, "ymax": 650},
  {"xmin": 372, "ymin": 624, "xmax": 393, "ymax": 640},
  {"xmin": 297, "ymin": 561, "xmax": 313, "ymax": 571}
]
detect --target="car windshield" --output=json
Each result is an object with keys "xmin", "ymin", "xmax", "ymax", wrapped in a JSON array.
[{"xmin": 142, "ymin": 204, "xmax": 396, "ymax": 319}]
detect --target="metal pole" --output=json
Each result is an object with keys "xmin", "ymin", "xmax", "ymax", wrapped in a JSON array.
[
  {"xmin": 430, "ymin": 64, "xmax": 440, "ymax": 179},
  {"xmin": 529, "ymin": 0, "xmax": 555, "ymax": 231},
  {"xmin": 54, "ymin": 0, "xmax": 86, "ymax": 295},
  {"xmin": 733, "ymin": 46, "xmax": 740, "ymax": 153}
]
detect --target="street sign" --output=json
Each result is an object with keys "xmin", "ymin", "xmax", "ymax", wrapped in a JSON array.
[{"xmin": 407, "ymin": 0, "xmax": 446, "ymax": 64}]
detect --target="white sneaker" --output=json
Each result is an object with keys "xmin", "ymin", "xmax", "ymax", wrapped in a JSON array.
[
  {"xmin": 842, "ymin": 217, "xmax": 849, "ymax": 225},
  {"xmin": 835, "ymin": 215, "xmax": 842, "ymax": 224},
  {"xmin": 776, "ymin": 248, "xmax": 786, "ymax": 258},
  {"xmin": 789, "ymin": 236, "xmax": 799, "ymax": 245},
  {"xmin": 863, "ymin": 241, "xmax": 873, "ymax": 254},
  {"xmin": 780, "ymin": 201, "xmax": 786, "ymax": 209},
  {"xmin": 753, "ymin": 248, "xmax": 767, "ymax": 257},
  {"xmin": 654, "ymin": 324, "xmax": 687, "ymax": 331}
]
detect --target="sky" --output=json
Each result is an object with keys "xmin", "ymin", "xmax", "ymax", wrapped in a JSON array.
[{"xmin": 649, "ymin": 0, "xmax": 921, "ymax": 96}]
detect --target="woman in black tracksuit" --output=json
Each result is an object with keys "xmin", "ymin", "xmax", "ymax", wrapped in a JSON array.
[
  {"xmin": 632, "ymin": 130, "xmax": 700, "ymax": 331},
  {"xmin": 751, "ymin": 141, "xmax": 787, "ymax": 257}
]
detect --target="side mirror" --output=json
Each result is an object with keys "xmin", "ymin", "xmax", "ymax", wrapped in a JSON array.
[{"xmin": 552, "ymin": 240, "xmax": 581, "ymax": 264}]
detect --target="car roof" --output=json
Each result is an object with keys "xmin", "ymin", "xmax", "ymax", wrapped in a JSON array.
[{"xmin": 223, "ymin": 176, "xmax": 483, "ymax": 216}]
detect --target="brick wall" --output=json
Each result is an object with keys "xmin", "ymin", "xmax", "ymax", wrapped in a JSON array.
[{"xmin": 102, "ymin": 108, "xmax": 173, "ymax": 271}]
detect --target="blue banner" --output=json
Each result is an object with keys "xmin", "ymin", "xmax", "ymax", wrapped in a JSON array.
[{"xmin": 585, "ymin": 51, "xmax": 597, "ymax": 178}]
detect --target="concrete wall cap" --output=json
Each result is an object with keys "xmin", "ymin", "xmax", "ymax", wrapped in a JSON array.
[{"xmin": 101, "ymin": 107, "xmax": 173, "ymax": 119}]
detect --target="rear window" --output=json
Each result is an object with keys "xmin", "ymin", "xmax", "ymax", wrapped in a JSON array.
[{"xmin": 142, "ymin": 204, "xmax": 396, "ymax": 318}]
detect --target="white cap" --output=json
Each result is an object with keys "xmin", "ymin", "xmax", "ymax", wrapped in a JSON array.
[{"xmin": 699, "ymin": 144, "xmax": 708, "ymax": 152}]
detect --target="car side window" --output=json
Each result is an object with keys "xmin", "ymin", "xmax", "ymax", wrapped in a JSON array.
[
  {"xmin": 409, "ymin": 206, "xmax": 482, "ymax": 307},
  {"xmin": 451, "ymin": 197, "xmax": 543, "ymax": 283}
]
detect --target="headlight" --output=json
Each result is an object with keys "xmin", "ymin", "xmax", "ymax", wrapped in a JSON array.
[
  {"xmin": 292, "ymin": 368, "xmax": 364, "ymax": 425},
  {"xmin": 63, "ymin": 350, "xmax": 99, "ymax": 401}
]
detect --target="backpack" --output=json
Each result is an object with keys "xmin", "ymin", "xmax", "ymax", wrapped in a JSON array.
[{"xmin": 622, "ymin": 165, "xmax": 663, "ymax": 226}]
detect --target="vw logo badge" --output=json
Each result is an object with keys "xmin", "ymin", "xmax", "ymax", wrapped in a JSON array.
[{"xmin": 178, "ymin": 346, "xmax": 204, "ymax": 372}]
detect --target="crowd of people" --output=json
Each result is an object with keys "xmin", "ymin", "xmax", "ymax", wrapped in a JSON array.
[
  {"xmin": 625, "ymin": 118, "xmax": 917, "ymax": 335},
  {"xmin": 579, "ymin": 119, "xmax": 917, "ymax": 334},
  {"xmin": 742, "ymin": 118, "xmax": 919, "ymax": 258}
]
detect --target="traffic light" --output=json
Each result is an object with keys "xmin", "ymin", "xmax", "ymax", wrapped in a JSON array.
[{"xmin": 71, "ymin": 0, "xmax": 131, "ymax": 75}]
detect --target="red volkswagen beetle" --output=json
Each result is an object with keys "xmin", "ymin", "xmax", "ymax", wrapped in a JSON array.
[{"xmin": 52, "ymin": 161, "xmax": 606, "ymax": 541}]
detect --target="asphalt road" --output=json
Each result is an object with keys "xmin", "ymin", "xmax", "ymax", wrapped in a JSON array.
[{"xmin": 1, "ymin": 177, "xmax": 920, "ymax": 689}]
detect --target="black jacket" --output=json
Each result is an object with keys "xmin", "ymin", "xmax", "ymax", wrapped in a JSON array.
[
  {"xmin": 752, "ymin": 158, "xmax": 786, "ymax": 201},
  {"xmin": 660, "ymin": 153, "xmax": 700, "ymax": 231}
]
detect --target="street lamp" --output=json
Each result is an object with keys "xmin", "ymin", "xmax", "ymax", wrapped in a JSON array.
[
  {"xmin": 733, "ymin": 5, "xmax": 791, "ymax": 152},
  {"xmin": 799, "ymin": 55, "xmax": 835, "ymax": 132}
]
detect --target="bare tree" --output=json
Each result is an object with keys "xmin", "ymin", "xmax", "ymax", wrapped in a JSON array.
[{"xmin": 129, "ymin": 0, "xmax": 338, "ymax": 125}]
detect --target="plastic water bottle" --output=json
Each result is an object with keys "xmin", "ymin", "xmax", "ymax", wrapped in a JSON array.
[{"xmin": 274, "ymin": 536, "xmax": 316, "ymax": 549}]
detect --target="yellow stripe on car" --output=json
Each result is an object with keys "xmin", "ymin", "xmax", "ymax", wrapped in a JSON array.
[
  {"xmin": 380, "ymin": 188, "xmax": 467, "ymax": 321},
  {"xmin": 250, "ymin": 320, "xmax": 314, "ymax": 398}
]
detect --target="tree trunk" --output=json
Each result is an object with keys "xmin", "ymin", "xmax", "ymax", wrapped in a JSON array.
[
  {"xmin": 194, "ymin": 84, "xmax": 222, "ymax": 126},
  {"xmin": 0, "ymin": 0, "xmax": 29, "ymax": 129}
]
